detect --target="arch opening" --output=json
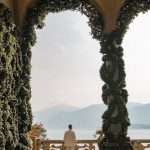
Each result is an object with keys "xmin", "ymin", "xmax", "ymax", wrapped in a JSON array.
[
  {"xmin": 122, "ymin": 12, "xmax": 150, "ymax": 131},
  {"xmin": 123, "ymin": 12, "xmax": 150, "ymax": 104},
  {"xmin": 31, "ymin": 11, "xmax": 103, "ymax": 138}
]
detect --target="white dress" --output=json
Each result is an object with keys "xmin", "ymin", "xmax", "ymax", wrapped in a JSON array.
[{"xmin": 64, "ymin": 130, "xmax": 76, "ymax": 150}]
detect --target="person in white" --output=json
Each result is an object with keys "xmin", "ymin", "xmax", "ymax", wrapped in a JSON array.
[{"xmin": 64, "ymin": 124, "xmax": 76, "ymax": 150}]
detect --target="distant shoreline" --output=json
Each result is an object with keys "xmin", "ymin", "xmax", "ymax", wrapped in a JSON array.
[
  {"xmin": 45, "ymin": 126, "xmax": 150, "ymax": 130},
  {"xmin": 130, "ymin": 124, "xmax": 150, "ymax": 129}
]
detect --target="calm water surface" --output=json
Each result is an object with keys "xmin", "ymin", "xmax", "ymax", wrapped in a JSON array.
[{"xmin": 47, "ymin": 129, "xmax": 150, "ymax": 139}]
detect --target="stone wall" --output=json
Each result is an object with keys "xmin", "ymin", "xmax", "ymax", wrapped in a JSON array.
[{"xmin": 0, "ymin": 5, "xmax": 32, "ymax": 150}]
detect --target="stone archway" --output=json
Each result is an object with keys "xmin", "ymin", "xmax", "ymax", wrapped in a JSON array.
[{"xmin": 0, "ymin": 0, "xmax": 150, "ymax": 150}]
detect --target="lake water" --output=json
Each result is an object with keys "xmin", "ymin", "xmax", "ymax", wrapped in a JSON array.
[{"xmin": 47, "ymin": 129, "xmax": 150, "ymax": 140}]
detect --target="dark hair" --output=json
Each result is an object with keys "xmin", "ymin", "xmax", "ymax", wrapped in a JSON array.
[{"xmin": 68, "ymin": 124, "xmax": 72, "ymax": 130}]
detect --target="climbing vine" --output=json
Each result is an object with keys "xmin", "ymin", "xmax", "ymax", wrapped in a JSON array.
[{"xmin": 0, "ymin": 4, "xmax": 20, "ymax": 149}]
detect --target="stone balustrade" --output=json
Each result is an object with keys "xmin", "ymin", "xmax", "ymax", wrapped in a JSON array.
[
  {"xmin": 32, "ymin": 139, "xmax": 97, "ymax": 150},
  {"xmin": 31, "ymin": 138, "xmax": 150, "ymax": 150}
]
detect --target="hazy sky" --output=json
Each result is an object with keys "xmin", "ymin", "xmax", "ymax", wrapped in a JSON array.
[{"xmin": 31, "ymin": 11, "xmax": 150, "ymax": 112}]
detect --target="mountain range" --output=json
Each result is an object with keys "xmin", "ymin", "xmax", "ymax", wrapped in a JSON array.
[{"xmin": 33, "ymin": 102, "xmax": 150, "ymax": 130}]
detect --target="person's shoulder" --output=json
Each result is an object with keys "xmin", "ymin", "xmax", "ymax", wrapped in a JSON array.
[
  {"xmin": 64, "ymin": 130, "xmax": 69, "ymax": 134},
  {"xmin": 71, "ymin": 130, "xmax": 76, "ymax": 134}
]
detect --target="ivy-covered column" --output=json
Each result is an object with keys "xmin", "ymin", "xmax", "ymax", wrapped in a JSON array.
[
  {"xmin": 0, "ymin": 5, "xmax": 20, "ymax": 150},
  {"xmin": 14, "ymin": 24, "xmax": 35, "ymax": 149},
  {"xmin": 0, "ymin": 4, "xmax": 32, "ymax": 150},
  {"xmin": 99, "ymin": 32, "xmax": 133, "ymax": 150}
]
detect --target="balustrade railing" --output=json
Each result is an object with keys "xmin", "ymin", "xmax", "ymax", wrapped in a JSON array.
[{"xmin": 31, "ymin": 138, "xmax": 150, "ymax": 150}]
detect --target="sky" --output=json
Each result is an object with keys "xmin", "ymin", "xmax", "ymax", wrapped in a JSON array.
[{"xmin": 31, "ymin": 11, "xmax": 150, "ymax": 112}]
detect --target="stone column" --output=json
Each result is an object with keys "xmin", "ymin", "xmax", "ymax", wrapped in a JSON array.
[
  {"xmin": 98, "ymin": 32, "xmax": 133, "ymax": 150},
  {"xmin": 0, "ymin": 4, "xmax": 32, "ymax": 150}
]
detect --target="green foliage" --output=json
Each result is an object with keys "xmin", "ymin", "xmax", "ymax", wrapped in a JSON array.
[
  {"xmin": 0, "ymin": 4, "xmax": 21, "ymax": 149},
  {"xmin": 0, "ymin": 3, "xmax": 33, "ymax": 150}
]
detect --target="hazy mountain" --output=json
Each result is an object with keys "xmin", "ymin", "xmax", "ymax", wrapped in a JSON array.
[
  {"xmin": 34, "ymin": 104, "xmax": 79, "ymax": 126},
  {"xmin": 33, "ymin": 102, "xmax": 150, "ymax": 129},
  {"xmin": 129, "ymin": 103, "xmax": 150, "ymax": 125}
]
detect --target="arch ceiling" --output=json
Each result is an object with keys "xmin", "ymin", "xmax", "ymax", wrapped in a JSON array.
[{"xmin": 22, "ymin": 0, "xmax": 150, "ymax": 42}]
